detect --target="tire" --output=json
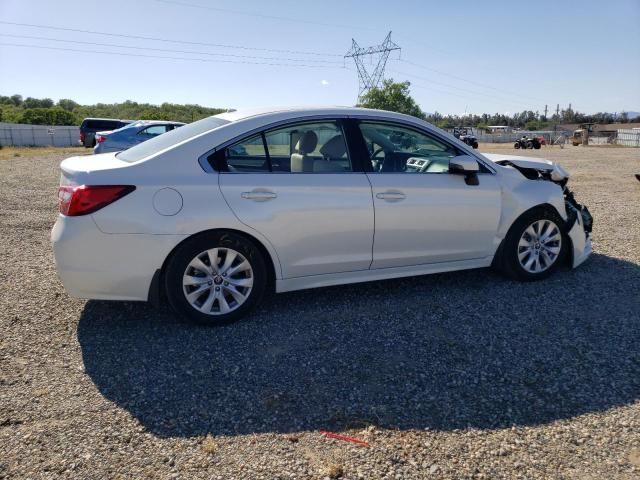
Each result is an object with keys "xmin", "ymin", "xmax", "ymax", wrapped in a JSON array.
[
  {"xmin": 499, "ymin": 208, "xmax": 567, "ymax": 281},
  {"xmin": 526, "ymin": 141, "xmax": 533, "ymax": 149},
  {"xmin": 165, "ymin": 231, "xmax": 268, "ymax": 325},
  {"xmin": 534, "ymin": 142, "xmax": 541, "ymax": 149},
  {"xmin": 472, "ymin": 141, "xmax": 479, "ymax": 149},
  {"xmin": 514, "ymin": 142, "xmax": 521, "ymax": 149}
]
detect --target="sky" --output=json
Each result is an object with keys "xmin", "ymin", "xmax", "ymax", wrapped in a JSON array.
[{"xmin": 1, "ymin": 0, "xmax": 639, "ymax": 116}]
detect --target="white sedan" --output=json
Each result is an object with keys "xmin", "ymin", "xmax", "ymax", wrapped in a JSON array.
[{"xmin": 51, "ymin": 107, "xmax": 593, "ymax": 325}]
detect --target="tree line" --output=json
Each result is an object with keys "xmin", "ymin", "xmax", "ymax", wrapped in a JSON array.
[
  {"xmin": 358, "ymin": 80, "xmax": 639, "ymax": 130},
  {"xmin": 2, "ymin": 87, "xmax": 638, "ymax": 128},
  {"xmin": 0, "ymin": 95, "xmax": 227, "ymax": 125}
]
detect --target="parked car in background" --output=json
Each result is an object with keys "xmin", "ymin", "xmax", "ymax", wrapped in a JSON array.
[
  {"xmin": 79, "ymin": 118, "xmax": 132, "ymax": 147},
  {"xmin": 93, "ymin": 120, "xmax": 185, "ymax": 154},
  {"xmin": 52, "ymin": 107, "xmax": 592, "ymax": 326}
]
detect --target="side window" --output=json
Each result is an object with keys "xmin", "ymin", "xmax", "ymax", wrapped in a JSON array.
[
  {"xmin": 138, "ymin": 125, "xmax": 168, "ymax": 137},
  {"xmin": 264, "ymin": 121, "xmax": 351, "ymax": 173},
  {"xmin": 359, "ymin": 122, "xmax": 461, "ymax": 174},
  {"xmin": 221, "ymin": 134, "xmax": 269, "ymax": 172}
]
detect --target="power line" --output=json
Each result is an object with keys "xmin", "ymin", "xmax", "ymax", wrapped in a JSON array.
[
  {"xmin": 388, "ymin": 69, "xmax": 545, "ymax": 110},
  {"xmin": 397, "ymin": 59, "xmax": 548, "ymax": 103},
  {"xmin": 152, "ymin": 0, "xmax": 377, "ymax": 32},
  {"xmin": 0, "ymin": 42, "xmax": 348, "ymax": 68},
  {"xmin": 147, "ymin": 0, "xmax": 554, "ymax": 104},
  {"xmin": 0, "ymin": 20, "xmax": 342, "ymax": 57},
  {"xmin": 0, "ymin": 33, "xmax": 345, "ymax": 64}
]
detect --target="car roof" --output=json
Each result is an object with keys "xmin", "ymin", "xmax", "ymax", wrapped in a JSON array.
[
  {"xmin": 131, "ymin": 120, "xmax": 186, "ymax": 125},
  {"xmin": 82, "ymin": 117, "xmax": 131, "ymax": 122},
  {"xmin": 214, "ymin": 106, "xmax": 426, "ymax": 124}
]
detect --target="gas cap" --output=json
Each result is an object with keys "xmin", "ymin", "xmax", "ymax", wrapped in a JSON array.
[{"xmin": 152, "ymin": 187, "xmax": 183, "ymax": 216}]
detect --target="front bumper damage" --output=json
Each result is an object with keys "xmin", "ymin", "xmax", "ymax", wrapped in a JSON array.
[
  {"xmin": 486, "ymin": 154, "xmax": 593, "ymax": 269},
  {"xmin": 564, "ymin": 189, "xmax": 593, "ymax": 268}
]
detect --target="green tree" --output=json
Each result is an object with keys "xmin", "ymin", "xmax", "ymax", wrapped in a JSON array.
[
  {"xmin": 57, "ymin": 99, "xmax": 79, "ymax": 112},
  {"xmin": 357, "ymin": 79, "xmax": 425, "ymax": 119}
]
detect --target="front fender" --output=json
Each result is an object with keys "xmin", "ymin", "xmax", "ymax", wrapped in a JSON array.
[{"xmin": 496, "ymin": 168, "xmax": 567, "ymax": 240}]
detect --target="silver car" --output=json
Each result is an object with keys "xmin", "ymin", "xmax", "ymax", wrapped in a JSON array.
[
  {"xmin": 53, "ymin": 107, "xmax": 592, "ymax": 326},
  {"xmin": 93, "ymin": 120, "xmax": 185, "ymax": 154}
]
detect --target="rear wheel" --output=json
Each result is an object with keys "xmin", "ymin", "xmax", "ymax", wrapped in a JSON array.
[
  {"xmin": 500, "ymin": 208, "xmax": 566, "ymax": 281},
  {"xmin": 165, "ymin": 232, "xmax": 267, "ymax": 325},
  {"xmin": 471, "ymin": 141, "xmax": 479, "ymax": 149}
]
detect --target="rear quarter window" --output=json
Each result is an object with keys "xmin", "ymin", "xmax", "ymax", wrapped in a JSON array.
[{"xmin": 117, "ymin": 116, "xmax": 231, "ymax": 163}]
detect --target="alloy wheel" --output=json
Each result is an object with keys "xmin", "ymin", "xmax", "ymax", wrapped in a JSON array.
[
  {"xmin": 182, "ymin": 247, "xmax": 254, "ymax": 315},
  {"xmin": 517, "ymin": 220, "xmax": 562, "ymax": 273}
]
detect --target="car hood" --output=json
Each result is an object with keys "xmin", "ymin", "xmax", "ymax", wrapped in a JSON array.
[{"xmin": 481, "ymin": 153, "xmax": 569, "ymax": 182}]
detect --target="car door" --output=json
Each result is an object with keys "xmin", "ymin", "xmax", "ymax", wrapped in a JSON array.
[
  {"xmin": 217, "ymin": 119, "xmax": 374, "ymax": 278},
  {"xmin": 355, "ymin": 120, "xmax": 501, "ymax": 269}
]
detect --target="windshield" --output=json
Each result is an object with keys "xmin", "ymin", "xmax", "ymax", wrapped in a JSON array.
[{"xmin": 117, "ymin": 116, "xmax": 231, "ymax": 163}]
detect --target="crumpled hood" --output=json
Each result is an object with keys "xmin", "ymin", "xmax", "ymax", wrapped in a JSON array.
[
  {"xmin": 481, "ymin": 153, "xmax": 569, "ymax": 181},
  {"xmin": 481, "ymin": 153, "xmax": 554, "ymax": 170}
]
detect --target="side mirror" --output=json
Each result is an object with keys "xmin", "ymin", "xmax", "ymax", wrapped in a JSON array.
[{"xmin": 449, "ymin": 155, "xmax": 480, "ymax": 186}]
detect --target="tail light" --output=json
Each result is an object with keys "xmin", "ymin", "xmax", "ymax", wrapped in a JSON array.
[
  {"xmin": 58, "ymin": 185, "xmax": 135, "ymax": 216},
  {"xmin": 96, "ymin": 135, "xmax": 107, "ymax": 144},
  {"xmin": 80, "ymin": 131, "xmax": 85, "ymax": 143}
]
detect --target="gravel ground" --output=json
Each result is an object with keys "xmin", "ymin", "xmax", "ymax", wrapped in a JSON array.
[{"xmin": 0, "ymin": 144, "xmax": 639, "ymax": 479}]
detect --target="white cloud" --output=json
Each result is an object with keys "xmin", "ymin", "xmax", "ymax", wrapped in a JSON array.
[{"xmin": 321, "ymin": 80, "xmax": 329, "ymax": 86}]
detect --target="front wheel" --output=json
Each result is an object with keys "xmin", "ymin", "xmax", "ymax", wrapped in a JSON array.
[
  {"xmin": 471, "ymin": 141, "xmax": 479, "ymax": 149},
  {"xmin": 514, "ymin": 142, "xmax": 521, "ymax": 149},
  {"xmin": 165, "ymin": 232, "xmax": 268, "ymax": 325},
  {"xmin": 499, "ymin": 208, "xmax": 566, "ymax": 281}
]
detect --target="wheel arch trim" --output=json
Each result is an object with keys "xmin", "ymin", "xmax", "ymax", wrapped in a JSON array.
[{"xmin": 148, "ymin": 227, "xmax": 282, "ymax": 305}]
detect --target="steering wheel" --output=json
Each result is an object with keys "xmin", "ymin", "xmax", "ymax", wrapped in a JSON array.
[{"xmin": 371, "ymin": 147, "xmax": 385, "ymax": 171}]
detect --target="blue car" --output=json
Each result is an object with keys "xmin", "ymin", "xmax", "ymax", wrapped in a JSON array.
[{"xmin": 93, "ymin": 120, "xmax": 185, "ymax": 154}]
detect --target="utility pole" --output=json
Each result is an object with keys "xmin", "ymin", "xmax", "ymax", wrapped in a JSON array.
[
  {"xmin": 544, "ymin": 104, "xmax": 548, "ymax": 119},
  {"xmin": 345, "ymin": 32, "xmax": 401, "ymax": 102}
]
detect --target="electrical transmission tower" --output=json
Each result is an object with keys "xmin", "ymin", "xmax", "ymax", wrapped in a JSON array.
[{"xmin": 345, "ymin": 31, "xmax": 401, "ymax": 101}]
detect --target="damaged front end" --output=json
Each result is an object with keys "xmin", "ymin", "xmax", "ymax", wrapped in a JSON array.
[{"xmin": 486, "ymin": 154, "xmax": 593, "ymax": 267}]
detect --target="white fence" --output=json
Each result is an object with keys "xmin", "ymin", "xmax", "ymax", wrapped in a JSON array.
[
  {"xmin": 617, "ymin": 129, "xmax": 640, "ymax": 147},
  {"xmin": 0, "ymin": 122, "xmax": 80, "ymax": 147}
]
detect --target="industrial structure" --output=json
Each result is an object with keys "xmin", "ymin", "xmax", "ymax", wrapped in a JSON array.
[{"xmin": 345, "ymin": 31, "xmax": 401, "ymax": 101}]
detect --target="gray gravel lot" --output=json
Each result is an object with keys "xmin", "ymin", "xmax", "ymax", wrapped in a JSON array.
[{"xmin": 0, "ymin": 144, "xmax": 639, "ymax": 479}]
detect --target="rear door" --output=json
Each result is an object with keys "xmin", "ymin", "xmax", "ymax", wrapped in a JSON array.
[{"xmin": 217, "ymin": 119, "xmax": 374, "ymax": 278}]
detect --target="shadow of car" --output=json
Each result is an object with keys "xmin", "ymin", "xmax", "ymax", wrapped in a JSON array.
[{"xmin": 78, "ymin": 253, "xmax": 640, "ymax": 438}]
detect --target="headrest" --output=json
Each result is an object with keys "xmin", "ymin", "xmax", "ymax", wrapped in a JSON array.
[
  {"xmin": 319, "ymin": 135, "xmax": 346, "ymax": 158},
  {"xmin": 295, "ymin": 131, "xmax": 318, "ymax": 154}
]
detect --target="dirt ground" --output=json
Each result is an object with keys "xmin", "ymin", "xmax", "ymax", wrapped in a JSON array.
[{"xmin": 0, "ymin": 144, "xmax": 639, "ymax": 479}]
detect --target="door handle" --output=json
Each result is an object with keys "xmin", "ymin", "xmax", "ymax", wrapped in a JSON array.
[
  {"xmin": 241, "ymin": 190, "xmax": 277, "ymax": 201},
  {"xmin": 376, "ymin": 191, "xmax": 406, "ymax": 202}
]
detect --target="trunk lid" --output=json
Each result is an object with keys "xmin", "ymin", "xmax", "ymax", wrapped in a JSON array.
[{"xmin": 59, "ymin": 152, "xmax": 131, "ymax": 185}]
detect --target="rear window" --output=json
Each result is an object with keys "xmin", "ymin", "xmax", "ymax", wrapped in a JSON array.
[
  {"xmin": 82, "ymin": 120, "xmax": 125, "ymax": 130},
  {"xmin": 117, "ymin": 116, "xmax": 231, "ymax": 163}
]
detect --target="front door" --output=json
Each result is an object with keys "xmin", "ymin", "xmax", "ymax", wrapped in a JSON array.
[
  {"xmin": 356, "ymin": 121, "xmax": 501, "ymax": 269},
  {"xmin": 218, "ymin": 120, "xmax": 374, "ymax": 278}
]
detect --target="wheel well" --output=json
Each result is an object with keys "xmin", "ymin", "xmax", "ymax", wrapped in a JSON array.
[{"xmin": 149, "ymin": 228, "xmax": 277, "ymax": 306}]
